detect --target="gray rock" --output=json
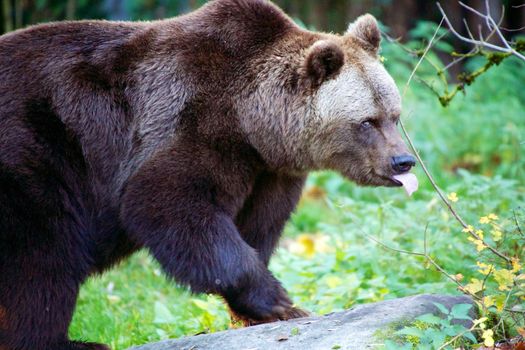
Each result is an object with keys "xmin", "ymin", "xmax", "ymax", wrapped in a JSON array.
[{"xmin": 127, "ymin": 294, "xmax": 474, "ymax": 350}]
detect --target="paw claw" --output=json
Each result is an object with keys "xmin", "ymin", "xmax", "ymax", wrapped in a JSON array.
[
  {"xmin": 271, "ymin": 305, "xmax": 286, "ymax": 315},
  {"xmin": 232, "ymin": 305, "xmax": 311, "ymax": 327},
  {"xmin": 281, "ymin": 307, "xmax": 310, "ymax": 320}
]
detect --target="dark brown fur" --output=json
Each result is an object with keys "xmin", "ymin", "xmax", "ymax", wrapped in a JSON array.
[{"xmin": 0, "ymin": 1, "xmax": 399, "ymax": 349}]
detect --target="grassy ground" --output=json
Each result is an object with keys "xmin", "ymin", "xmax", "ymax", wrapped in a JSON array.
[{"xmin": 69, "ymin": 47, "xmax": 525, "ymax": 349}]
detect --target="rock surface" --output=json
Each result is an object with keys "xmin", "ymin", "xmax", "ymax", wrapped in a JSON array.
[{"xmin": 128, "ymin": 294, "xmax": 473, "ymax": 350}]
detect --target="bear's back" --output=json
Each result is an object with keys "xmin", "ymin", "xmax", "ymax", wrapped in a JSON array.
[
  {"xmin": 0, "ymin": 20, "xmax": 156, "ymax": 193},
  {"xmin": 0, "ymin": 0, "xmax": 302, "ymax": 201}
]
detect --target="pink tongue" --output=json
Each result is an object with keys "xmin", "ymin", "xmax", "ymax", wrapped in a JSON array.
[{"xmin": 393, "ymin": 173, "xmax": 418, "ymax": 196}]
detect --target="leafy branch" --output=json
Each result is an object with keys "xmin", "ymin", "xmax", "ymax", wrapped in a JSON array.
[
  {"xmin": 385, "ymin": 1, "xmax": 525, "ymax": 107},
  {"xmin": 369, "ymin": 3, "xmax": 525, "ymax": 347}
]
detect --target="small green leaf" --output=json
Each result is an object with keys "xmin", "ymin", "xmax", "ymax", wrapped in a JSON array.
[
  {"xmin": 417, "ymin": 343, "xmax": 432, "ymax": 350},
  {"xmin": 441, "ymin": 325, "xmax": 458, "ymax": 337},
  {"xmin": 384, "ymin": 340, "xmax": 411, "ymax": 350},
  {"xmin": 395, "ymin": 327, "xmax": 425, "ymax": 337},
  {"xmin": 432, "ymin": 302, "xmax": 450, "ymax": 315},
  {"xmin": 450, "ymin": 303, "xmax": 473, "ymax": 320},
  {"xmin": 192, "ymin": 299, "xmax": 210, "ymax": 310},
  {"xmin": 426, "ymin": 328, "xmax": 446, "ymax": 345},
  {"xmin": 463, "ymin": 331, "xmax": 477, "ymax": 343},
  {"xmin": 153, "ymin": 301, "xmax": 176, "ymax": 324},
  {"xmin": 416, "ymin": 313, "xmax": 443, "ymax": 325}
]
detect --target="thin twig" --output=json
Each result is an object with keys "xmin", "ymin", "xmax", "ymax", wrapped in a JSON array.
[
  {"xmin": 402, "ymin": 18, "xmax": 444, "ymax": 97},
  {"xmin": 366, "ymin": 229, "xmax": 475, "ymax": 298},
  {"xmin": 363, "ymin": 229, "xmax": 525, "ymax": 314},
  {"xmin": 484, "ymin": 0, "xmax": 494, "ymax": 32},
  {"xmin": 514, "ymin": 209, "xmax": 523, "ymax": 237},
  {"xmin": 500, "ymin": 25, "xmax": 525, "ymax": 32},
  {"xmin": 399, "ymin": 12, "xmax": 511, "ymax": 262},
  {"xmin": 399, "ymin": 117, "xmax": 510, "ymax": 262},
  {"xmin": 442, "ymin": 48, "xmax": 476, "ymax": 71},
  {"xmin": 436, "ymin": 2, "xmax": 525, "ymax": 61},
  {"xmin": 365, "ymin": 233, "xmax": 425, "ymax": 257},
  {"xmin": 437, "ymin": 325, "xmax": 480, "ymax": 350},
  {"xmin": 460, "ymin": 0, "xmax": 510, "ymax": 50},
  {"xmin": 442, "ymin": 13, "xmax": 501, "ymax": 73},
  {"xmin": 495, "ymin": 286, "xmax": 515, "ymax": 336}
]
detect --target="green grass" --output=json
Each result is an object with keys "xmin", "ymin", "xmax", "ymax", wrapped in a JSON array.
[{"xmin": 69, "ymin": 46, "xmax": 525, "ymax": 349}]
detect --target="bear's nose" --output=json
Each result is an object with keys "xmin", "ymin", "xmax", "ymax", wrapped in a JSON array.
[{"xmin": 391, "ymin": 155, "xmax": 416, "ymax": 174}]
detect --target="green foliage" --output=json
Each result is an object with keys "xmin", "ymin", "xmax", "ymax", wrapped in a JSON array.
[{"xmin": 383, "ymin": 303, "xmax": 476, "ymax": 350}]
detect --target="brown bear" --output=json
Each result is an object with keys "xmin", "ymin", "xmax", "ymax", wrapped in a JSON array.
[{"xmin": 0, "ymin": 0, "xmax": 416, "ymax": 349}]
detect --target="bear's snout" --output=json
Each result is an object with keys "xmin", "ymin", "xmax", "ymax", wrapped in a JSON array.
[{"xmin": 391, "ymin": 155, "xmax": 416, "ymax": 174}]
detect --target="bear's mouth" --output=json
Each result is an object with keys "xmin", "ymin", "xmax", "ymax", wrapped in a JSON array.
[
  {"xmin": 377, "ymin": 174, "xmax": 403, "ymax": 187},
  {"xmin": 389, "ymin": 176, "xmax": 403, "ymax": 187}
]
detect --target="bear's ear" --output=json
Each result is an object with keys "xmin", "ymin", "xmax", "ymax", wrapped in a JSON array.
[
  {"xmin": 303, "ymin": 40, "xmax": 345, "ymax": 87},
  {"xmin": 346, "ymin": 14, "xmax": 381, "ymax": 54}
]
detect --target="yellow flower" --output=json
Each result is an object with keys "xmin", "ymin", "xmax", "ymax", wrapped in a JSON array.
[
  {"xmin": 479, "ymin": 216, "xmax": 490, "ymax": 224},
  {"xmin": 493, "ymin": 269, "xmax": 515, "ymax": 291},
  {"xmin": 475, "ymin": 229, "xmax": 484, "ymax": 240},
  {"xmin": 468, "ymin": 235, "xmax": 485, "ymax": 251},
  {"xmin": 288, "ymin": 233, "xmax": 332, "ymax": 257},
  {"xmin": 512, "ymin": 258, "xmax": 522, "ymax": 273},
  {"xmin": 491, "ymin": 229, "xmax": 503, "ymax": 241},
  {"xmin": 473, "ymin": 239, "xmax": 486, "ymax": 252},
  {"xmin": 488, "ymin": 213, "xmax": 499, "ymax": 221},
  {"xmin": 463, "ymin": 278, "xmax": 484, "ymax": 294},
  {"xmin": 289, "ymin": 234, "xmax": 315, "ymax": 257},
  {"xmin": 325, "ymin": 275, "xmax": 343, "ymax": 289},
  {"xmin": 482, "ymin": 296, "xmax": 495, "ymax": 308},
  {"xmin": 476, "ymin": 262, "xmax": 494, "ymax": 275},
  {"xmin": 462, "ymin": 225, "xmax": 474, "ymax": 233},
  {"xmin": 447, "ymin": 192, "xmax": 459, "ymax": 202},
  {"xmin": 495, "ymin": 295, "xmax": 507, "ymax": 311},
  {"xmin": 473, "ymin": 317, "xmax": 488, "ymax": 328},
  {"xmin": 453, "ymin": 273, "xmax": 464, "ymax": 282},
  {"xmin": 482, "ymin": 329, "xmax": 494, "ymax": 347}
]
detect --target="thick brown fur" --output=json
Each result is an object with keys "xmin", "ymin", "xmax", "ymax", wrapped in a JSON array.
[{"xmin": 0, "ymin": 1, "xmax": 412, "ymax": 349}]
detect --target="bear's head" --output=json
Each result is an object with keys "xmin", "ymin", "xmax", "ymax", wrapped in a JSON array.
[{"xmin": 238, "ymin": 13, "xmax": 415, "ymax": 188}]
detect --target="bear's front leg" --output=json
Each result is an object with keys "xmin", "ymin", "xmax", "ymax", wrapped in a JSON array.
[
  {"xmin": 120, "ymin": 150, "xmax": 303, "ymax": 324},
  {"xmin": 236, "ymin": 171, "xmax": 306, "ymax": 266}
]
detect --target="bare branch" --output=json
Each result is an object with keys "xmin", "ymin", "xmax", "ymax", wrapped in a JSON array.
[
  {"xmin": 514, "ymin": 209, "xmax": 524, "ymax": 237},
  {"xmin": 402, "ymin": 18, "xmax": 444, "ymax": 97},
  {"xmin": 436, "ymin": 2, "xmax": 525, "ymax": 62},
  {"xmin": 459, "ymin": 0, "xmax": 511, "ymax": 50},
  {"xmin": 500, "ymin": 25, "xmax": 525, "ymax": 32},
  {"xmin": 364, "ymin": 233, "xmax": 425, "ymax": 257},
  {"xmin": 399, "ymin": 13, "xmax": 512, "ymax": 262},
  {"xmin": 462, "ymin": 18, "xmax": 476, "ymax": 41},
  {"xmin": 399, "ymin": 116, "xmax": 511, "ymax": 262}
]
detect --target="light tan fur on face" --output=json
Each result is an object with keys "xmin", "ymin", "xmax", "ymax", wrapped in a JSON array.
[
  {"xmin": 314, "ymin": 65, "xmax": 378, "ymax": 125},
  {"xmin": 313, "ymin": 58, "xmax": 401, "ymax": 126},
  {"xmin": 361, "ymin": 59, "xmax": 402, "ymax": 117}
]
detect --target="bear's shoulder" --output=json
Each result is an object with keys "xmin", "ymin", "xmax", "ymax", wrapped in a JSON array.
[{"xmin": 177, "ymin": 0, "xmax": 299, "ymax": 49}]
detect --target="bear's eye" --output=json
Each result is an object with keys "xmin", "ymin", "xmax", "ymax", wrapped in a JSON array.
[{"xmin": 361, "ymin": 119, "xmax": 375, "ymax": 129}]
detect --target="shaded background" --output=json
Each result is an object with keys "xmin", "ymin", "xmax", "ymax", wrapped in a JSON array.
[{"xmin": 2, "ymin": 0, "xmax": 525, "ymax": 38}]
